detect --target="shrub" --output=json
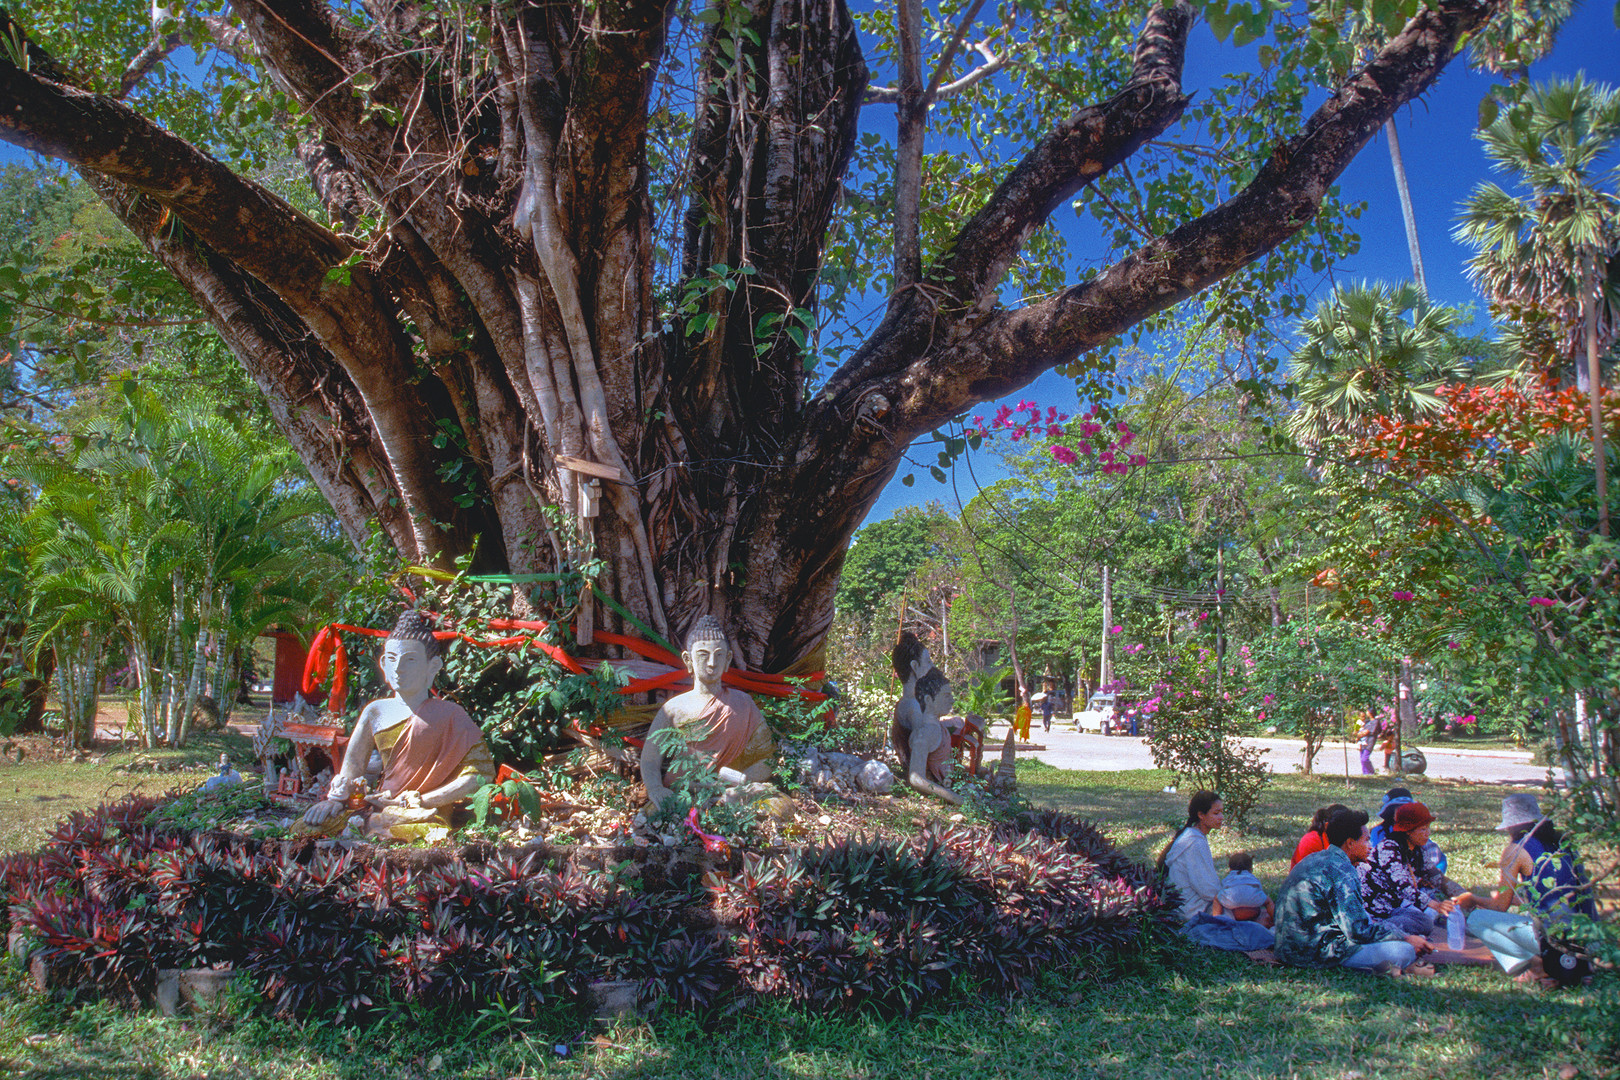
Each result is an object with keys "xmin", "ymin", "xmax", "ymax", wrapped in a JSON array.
[
  {"xmin": 4, "ymin": 797, "xmax": 1172, "ymax": 1021},
  {"xmin": 1144, "ymin": 651, "xmax": 1270, "ymax": 826}
]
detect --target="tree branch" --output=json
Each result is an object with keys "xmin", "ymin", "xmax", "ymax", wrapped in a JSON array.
[
  {"xmin": 922, "ymin": 0, "xmax": 991, "ymax": 106},
  {"xmin": 893, "ymin": 0, "xmax": 924, "ymax": 291},
  {"xmin": 821, "ymin": 0, "xmax": 1194, "ymax": 406},
  {"xmin": 893, "ymin": 0, "xmax": 1496, "ymax": 435},
  {"xmin": 864, "ymin": 39, "xmax": 1005, "ymax": 105},
  {"xmin": 117, "ymin": 17, "xmax": 252, "ymax": 99}
]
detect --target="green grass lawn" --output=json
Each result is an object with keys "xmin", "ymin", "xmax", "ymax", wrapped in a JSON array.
[
  {"xmin": 0, "ymin": 729, "xmax": 257, "ymax": 854},
  {"xmin": 1, "ymin": 753, "xmax": 1612, "ymax": 1080}
]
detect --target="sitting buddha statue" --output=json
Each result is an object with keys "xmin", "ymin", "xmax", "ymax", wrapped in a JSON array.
[
  {"xmin": 640, "ymin": 615, "xmax": 776, "ymax": 811},
  {"xmin": 301, "ymin": 610, "xmax": 495, "ymax": 832}
]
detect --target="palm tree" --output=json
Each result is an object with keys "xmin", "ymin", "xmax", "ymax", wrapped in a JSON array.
[
  {"xmin": 21, "ymin": 393, "xmax": 343, "ymax": 747},
  {"xmin": 1455, "ymin": 75, "xmax": 1620, "ymax": 536},
  {"xmin": 1288, "ymin": 282, "xmax": 1483, "ymax": 448}
]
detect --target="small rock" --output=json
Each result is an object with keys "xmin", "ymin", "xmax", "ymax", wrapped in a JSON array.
[
  {"xmin": 949, "ymin": 813, "xmax": 964, "ymax": 823},
  {"xmin": 1558, "ymin": 1067, "xmax": 1579, "ymax": 1080},
  {"xmin": 817, "ymin": 814, "xmax": 832, "ymax": 826},
  {"xmin": 760, "ymin": 796, "xmax": 796, "ymax": 822},
  {"xmin": 856, "ymin": 760, "xmax": 895, "ymax": 794},
  {"xmin": 427, "ymin": 1052, "xmax": 443, "ymax": 1071}
]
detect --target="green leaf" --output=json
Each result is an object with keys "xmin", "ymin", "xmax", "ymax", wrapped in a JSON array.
[
  {"xmin": 470, "ymin": 784, "xmax": 495, "ymax": 827},
  {"xmin": 1204, "ymin": 2, "xmax": 1238, "ymax": 41},
  {"xmin": 1479, "ymin": 96, "xmax": 1499, "ymax": 129},
  {"xmin": 901, "ymin": 473, "xmax": 915, "ymax": 487}
]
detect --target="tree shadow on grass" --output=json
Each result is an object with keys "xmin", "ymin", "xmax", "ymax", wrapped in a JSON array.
[{"xmin": 553, "ymin": 957, "xmax": 1611, "ymax": 1080}]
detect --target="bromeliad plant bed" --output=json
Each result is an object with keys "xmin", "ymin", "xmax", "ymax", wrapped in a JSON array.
[{"xmin": 2, "ymin": 794, "xmax": 1176, "ymax": 1021}]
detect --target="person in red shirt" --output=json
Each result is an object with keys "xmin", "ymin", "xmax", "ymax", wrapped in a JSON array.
[{"xmin": 1291, "ymin": 803, "xmax": 1350, "ymax": 868}]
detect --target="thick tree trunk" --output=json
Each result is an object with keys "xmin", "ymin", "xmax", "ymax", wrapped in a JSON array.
[{"xmin": 0, "ymin": 0, "xmax": 1500, "ymax": 673}]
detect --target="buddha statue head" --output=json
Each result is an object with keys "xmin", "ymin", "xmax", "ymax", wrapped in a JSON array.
[
  {"xmin": 891, "ymin": 630, "xmax": 931, "ymax": 687},
  {"xmin": 380, "ymin": 609, "xmax": 444, "ymax": 698},
  {"xmin": 682, "ymin": 614, "xmax": 731, "ymax": 688}
]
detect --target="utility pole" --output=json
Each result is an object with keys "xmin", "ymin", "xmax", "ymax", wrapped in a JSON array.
[{"xmin": 1100, "ymin": 564, "xmax": 1114, "ymax": 691}]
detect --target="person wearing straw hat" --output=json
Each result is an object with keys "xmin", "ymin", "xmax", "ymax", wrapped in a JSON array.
[
  {"xmin": 1464, "ymin": 794, "xmax": 1597, "ymax": 985},
  {"xmin": 1473, "ymin": 794, "xmax": 1597, "ymax": 923}
]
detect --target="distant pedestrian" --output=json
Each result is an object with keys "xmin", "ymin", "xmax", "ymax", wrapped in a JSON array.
[
  {"xmin": 1014, "ymin": 689, "xmax": 1032, "ymax": 741},
  {"xmin": 1356, "ymin": 716, "xmax": 1377, "ymax": 775},
  {"xmin": 1039, "ymin": 691, "xmax": 1054, "ymax": 733}
]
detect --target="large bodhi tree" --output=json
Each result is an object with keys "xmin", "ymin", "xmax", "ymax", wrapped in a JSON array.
[{"xmin": 0, "ymin": 0, "xmax": 1505, "ymax": 674}]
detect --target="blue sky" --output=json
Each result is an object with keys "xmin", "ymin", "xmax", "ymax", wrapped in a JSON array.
[{"xmin": 863, "ymin": 0, "xmax": 1620, "ymax": 526}]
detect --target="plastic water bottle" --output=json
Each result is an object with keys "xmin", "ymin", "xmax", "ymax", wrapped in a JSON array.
[{"xmin": 1447, "ymin": 909, "xmax": 1466, "ymax": 951}]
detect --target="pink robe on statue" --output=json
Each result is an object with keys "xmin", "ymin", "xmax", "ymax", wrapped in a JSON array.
[
  {"xmin": 663, "ymin": 687, "xmax": 770, "ymax": 784},
  {"xmin": 372, "ymin": 697, "xmax": 494, "ymax": 797}
]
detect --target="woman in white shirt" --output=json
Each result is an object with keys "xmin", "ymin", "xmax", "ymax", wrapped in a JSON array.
[{"xmin": 1157, "ymin": 791, "xmax": 1224, "ymax": 922}]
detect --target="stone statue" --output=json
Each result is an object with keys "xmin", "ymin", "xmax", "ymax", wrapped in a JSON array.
[
  {"xmin": 301, "ymin": 610, "xmax": 495, "ymax": 829},
  {"xmin": 890, "ymin": 630, "xmax": 932, "ymax": 702},
  {"xmin": 891, "ymin": 665, "xmax": 963, "ymax": 806},
  {"xmin": 640, "ymin": 616, "xmax": 776, "ymax": 811}
]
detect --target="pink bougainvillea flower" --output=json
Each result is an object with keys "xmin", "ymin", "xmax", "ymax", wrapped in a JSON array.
[
  {"xmin": 1016, "ymin": 399, "xmax": 1036, "ymax": 411},
  {"xmin": 1049, "ymin": 444, "xmax": 1079, "ymax": 465},
  {"xmin": 1109, "ymin": 625, "xmax": 1123, "ymax": 634},
  {"xmin": 1079, "ymin": 441, "xmax": 1095, "ymax": 455},
  {"xmin": 1129, "ymin": 454, "xmax": 1146, "ymax": 467},
  {"xmin": 1447, "ymin": 641, "xmax": 1460, "ymax": 649},
  {"xmin": 1391, "ymin": 590, "xmax": 1415, "ymax": 601},
  {"xmin": 1528, "ymin": 597, "xmax": 1557, "ymax": 607},
  {"xmin": 994, "ymin": 404, "xmax": 1013, "ymax": 425},
  {"xmin": 1080, "ymin": 421, "xmax": 1102, "ymax": 437},
  {"xmin": 1012, "ymin": 425, "xmax": 1027, "ymax": 440},
  {"xmin": 1046, "ymin": 424, "xmax": 1065, "ymax": 438},
  {"xmin": 1099, "ymin": 451, "xmax": 1115, "ymax": 463}
]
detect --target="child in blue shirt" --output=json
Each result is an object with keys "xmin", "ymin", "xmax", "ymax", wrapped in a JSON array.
[{"xmin": 1214, "ymin": 851, "xmax": 1274, "ymax": 927}]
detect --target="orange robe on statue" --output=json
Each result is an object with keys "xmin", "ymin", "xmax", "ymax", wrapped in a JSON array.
[{"xmin": 371, "ymin": 697, "xmax": 495, "ymax": 797}]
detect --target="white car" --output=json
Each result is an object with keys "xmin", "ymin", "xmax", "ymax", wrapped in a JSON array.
[{"xmin": 1074, "ymin": 693, "xmax": 1119, "ymax": 734}]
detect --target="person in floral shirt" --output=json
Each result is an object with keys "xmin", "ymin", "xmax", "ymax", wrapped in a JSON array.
[
  {"xmin": 1358, "ymin": 802, "xmax": 1469, "ymax": 935},
  {"xmin": 1274, "ymin": 809, "xmax": 1433, "ymax": 974}
]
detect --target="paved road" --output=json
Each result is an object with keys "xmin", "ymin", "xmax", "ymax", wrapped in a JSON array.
[{"xmin": 985, "ymin": 721, "xmax": 1555, "ymax": 785}]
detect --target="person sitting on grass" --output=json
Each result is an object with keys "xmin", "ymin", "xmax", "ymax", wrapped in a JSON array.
[
  {"xmin": 1157, "ymin": 791, "xmax": 1274, "ymax": 951},
  {"xmin": 1358, "ymin": 801, "xmax": 1471, "ymax": 936},
  {"xmin": 1274, "ymin": 809, "xmax": 1434, "ymax": 976},
  {"xmin": 1214, "ymin": 852, "xmax": 1274, "ymax": 927},
  {"xmin": 1465, "ymin": 793, "xmax": 1597, "ymax": 987},
  {"xmin": 1157, "ymin": 790, "xmax": 1224, "ymax": 923},
  {"xmin": 1289, "ymin": 803, "xmax": 1349, "ymax": 868},
  {"xmin": 1471, "ymin": 794, "xmax": 1598, "ymax": 924}
]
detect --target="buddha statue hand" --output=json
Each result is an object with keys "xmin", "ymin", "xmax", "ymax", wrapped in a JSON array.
[{"xmin": 301, "ymin": 796, "xmax": 348, "ymax": 827}]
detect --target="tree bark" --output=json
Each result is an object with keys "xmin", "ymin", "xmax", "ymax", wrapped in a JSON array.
[{"xmin": 0, "ymin": 0, "xmax": 1500, "ymax": 673}]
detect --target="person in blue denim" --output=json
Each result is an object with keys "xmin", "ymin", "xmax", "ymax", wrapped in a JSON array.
[{"xmin": 1274, "ymin": 809, "xmax": 1434, "ymax": 975}]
